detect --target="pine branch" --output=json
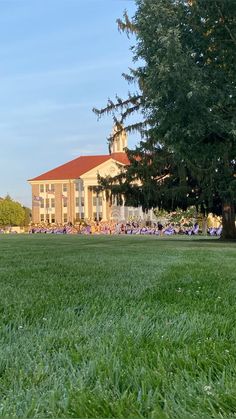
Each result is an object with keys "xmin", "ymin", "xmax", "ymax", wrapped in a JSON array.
[
  {"xmin": 92, "ymin": 94, "xmax": 142, "ymax": 118},
  {"xmin": 216, "ymin": 3, "xmax": 236, "ymax": 46},
  {"xmin": 116, "ymin": 10, "xmax": 137, "ymax": 37},
  {"xmin": 122, "ymin": 72, "xmax": 136, "ymax": 84}
]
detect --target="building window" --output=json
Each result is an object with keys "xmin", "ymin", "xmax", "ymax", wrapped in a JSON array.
[
  {"xmin": 75, "ymin": 181, "xmax": 84, "ymax": 192},
  {"xmin": 46, "ymin": 198, "xmax": 49, "ymax": 208},
  {"xmin": 63, "ymin": 184, "xmax": 67, "ymax": 192},
  {"xmin": 50, "ymin": 184, "xmax": 55, "ymax": 192},
  {"xmin": 45, "ymin": 184, "xmax": 49, "ymax": 192},
  {"xmin": 75, "ymin": 197, "xmax": 84, "ymax": 207},
  {"xmin": 46, "ymin": 214, "xmax": 50, "ymax": 223},
  {"xmin": 51, "ymin": 198, "xmax": 55, "ymax": 208},
  {"xmin": 63, "ymin": 214, "xmax": 67, "ymax": 223},
  {"xmin": 93, "ymin": 212, "xmax": 102, "ymax": 221},
  {"xmin": 40, "ymin": 214, "xmax": 44, "ymax": 222},
  {"xmin": 40, "ymin": 199, "xmax": 44, "ymax": 208},
  {"xmin": 75, "ymin": 211, "xmax": 85, "ymax": 221},
  {"xmin": 63, "ymin": 200, "xmax": 67, "ymax": 208},
  {"xmin": 51, "ymin": 214, "xmax": 55, "ymax": 223},
  {"xmin": 93, "ymin": 196, "xmax": 102, "ymax": 206},
  {"xmin": 40, "ymin": 184, "xmax": 44, "ymax": 193}
]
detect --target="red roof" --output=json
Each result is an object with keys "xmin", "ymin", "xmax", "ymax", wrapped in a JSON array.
[
  {"xmin": 29, "ymin": 152, "xmax": 129, "ymax": 181},
  {"xmin": 111, "ymin": 152, "xmax": 130, "ymax": 165}
]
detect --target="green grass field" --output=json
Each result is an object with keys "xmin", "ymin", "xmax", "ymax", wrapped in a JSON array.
[{"xmin": 0, "ymin": 235, "xmax": 235, "ymax": 418}]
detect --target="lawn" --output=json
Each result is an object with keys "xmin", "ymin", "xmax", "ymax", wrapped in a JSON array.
[{"xmin": 0, "ymin": 235, "xmax": 235, "ymax": 418}]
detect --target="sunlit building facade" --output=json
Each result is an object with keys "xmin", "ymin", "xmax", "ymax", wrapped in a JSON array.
[{"xmin": 28, "ymin": 127, "xmax": 154, "ymax": 224}]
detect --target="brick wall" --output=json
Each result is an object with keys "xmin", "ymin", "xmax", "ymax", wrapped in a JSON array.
[
  {"xmin": 32, "ymin": 184, "xmax": 40, "ymax": 224},
  {"xmin": 55, "ymin": 183, "xmax": 62, "ymax": 224}
]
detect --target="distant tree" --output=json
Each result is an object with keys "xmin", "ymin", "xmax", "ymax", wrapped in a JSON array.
[
  {"xmin": 0, "ymin": 196, "xmax": 25, "ymax": 227},
  {"xmin": 22, "ymin": 206, "xmax": 31, "ymax": 226},
  {"xmin": 94, "ymin": 0, "xmax": 236, "ymax": 239}
]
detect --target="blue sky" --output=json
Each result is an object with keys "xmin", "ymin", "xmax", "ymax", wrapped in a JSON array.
[{"xmin": 0, "ymin": 0, "xmax": 138, "ymax": 207}]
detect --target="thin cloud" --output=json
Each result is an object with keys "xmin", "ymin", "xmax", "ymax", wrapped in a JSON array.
[
  {"xmin": 0, "ymin": 101, "xmax": 92, "ymax": 118},
  {"xmin": 0, "ymin": 59, "xmax": 129, "ymax": 84}
]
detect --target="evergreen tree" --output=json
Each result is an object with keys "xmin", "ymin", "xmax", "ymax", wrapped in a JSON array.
[{"xmin": 94, "ymin": 0, "xmax": 236, "ymax": 239}]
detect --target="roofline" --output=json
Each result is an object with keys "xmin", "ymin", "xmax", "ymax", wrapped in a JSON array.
[
  {"xmin": 28, "ymin": 154, "xmax": 111, "ymax": 182},
  {"xmin": 28, "ymin": 152, "xmax": 129, "ymax": 182},
  {"xmin": 28, "ymin": 178, "xmax": 77, "ymax": 184}
]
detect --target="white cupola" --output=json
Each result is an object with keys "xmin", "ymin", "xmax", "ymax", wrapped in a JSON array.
[{"xmin": 110, "ymin": 123, "xmax": 127, "ymax": 153}]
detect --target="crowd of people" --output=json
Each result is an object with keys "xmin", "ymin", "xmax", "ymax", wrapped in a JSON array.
[
  {"xmin": 28, "ymin": 220, "xmax": 222, "ymax": 236},
  {"xmin": 0, "ymin": 220, "xmax": 222, "ymax": 236}
]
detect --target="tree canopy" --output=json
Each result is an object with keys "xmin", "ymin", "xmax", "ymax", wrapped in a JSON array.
[
  {"xmin": 94, "ymin": 0, "xmax": 236, "ymax": 239},
  {"xmin": 0, "ymin": 196, "xmax": 26, "ymax": 227}
]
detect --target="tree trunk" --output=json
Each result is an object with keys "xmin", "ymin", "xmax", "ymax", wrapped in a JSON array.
[
  {"xmin": 202, "ymin": 215, "xmax": 208, "ymax": 235},
  {"xmin": 221, "ymin": 203, "xmax": 236, "ymax": 240}
]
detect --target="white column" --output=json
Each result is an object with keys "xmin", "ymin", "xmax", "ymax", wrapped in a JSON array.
[
  {"xmin": 96, "ymin": 194, "xmax": 99, "ymax": 221},
  {"xmin": 102, "ymin": 191, "xmax": 107, "ymax": 220},
  {"xmin": 84, "ymin": 185, "xmax": 89, "ymax": 219},
  {"xmin": 78, "ymin": 179, "xmax": 82, "ymax": 218},
  {"xmin": 139, "ymin": 206, "xmax": 143, "ymax": 220},
  {"xmin": 149, "ymin": 208, "xmax": 154, "ymax": 221},
  {"xmin": 120, "ymin": 202, "xmax": 125, "ymax": 220}
]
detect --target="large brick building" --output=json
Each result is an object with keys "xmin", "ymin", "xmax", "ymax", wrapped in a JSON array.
[{"xmin": 28, "ymin": 127, "xmax": 154, "ymax": 224}]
